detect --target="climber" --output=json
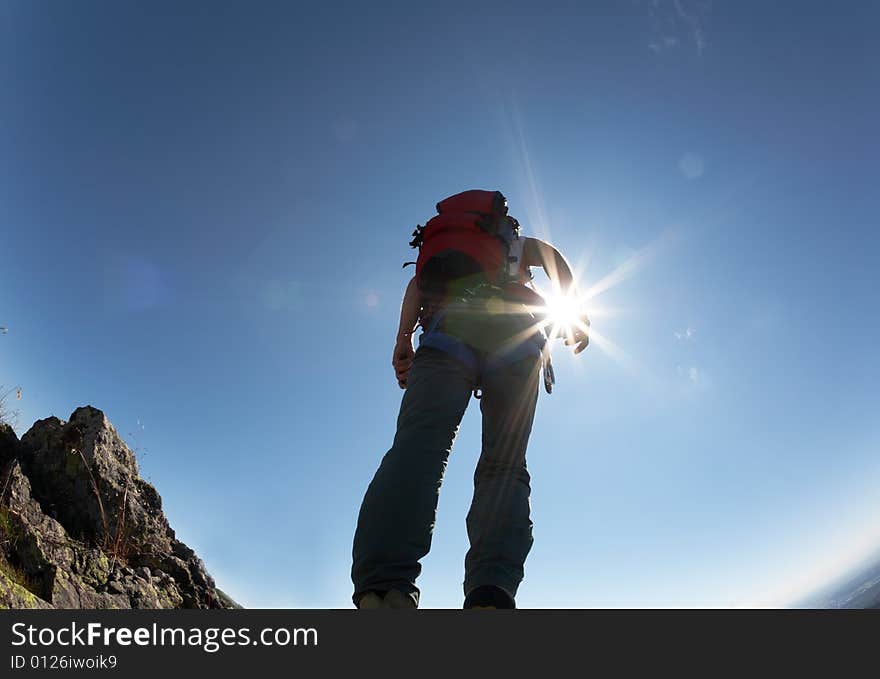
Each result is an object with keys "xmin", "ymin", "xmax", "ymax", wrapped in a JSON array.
[{"xmin": 351, "ymin": 190, "xmax": 589, "ymax": 610}]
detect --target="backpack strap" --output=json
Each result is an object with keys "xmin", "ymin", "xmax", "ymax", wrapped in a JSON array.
[{"xmin": 506, "ymin": 237, "xmax": 525, "ymax": 280}]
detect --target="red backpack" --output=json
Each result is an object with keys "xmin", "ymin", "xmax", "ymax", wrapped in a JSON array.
[{"xmin": 407, "ymin": 190, "xmax": 520, "ymax": 297}]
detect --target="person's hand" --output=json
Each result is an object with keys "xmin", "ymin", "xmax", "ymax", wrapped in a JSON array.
[
  {"xmin": 564, "ymin": 312, "xmax": 590, "ymax": 355},
  {"xmin": 392, "ymin": 333, "xmax": 415, "ymax": 388}
]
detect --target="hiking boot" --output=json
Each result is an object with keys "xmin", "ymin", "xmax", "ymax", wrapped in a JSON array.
[
  {"xmin": 383, "ymin": 589, "xmax": 417, "ymax": 609},
  {"xmin": 463, "ymin": 585, "xmax": 515, "ymax": 610},
  {"xmin": 356, "ymin": 589, "xmax": 417, "ymax": 609},
  {"xmin": 356, "ymin": 591, "xmax": 385, "ymax": 609}
]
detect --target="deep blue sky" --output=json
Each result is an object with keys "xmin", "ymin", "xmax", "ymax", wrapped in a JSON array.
[{"xmin": 2, "ymin": 1, "xmax": 878, "ymax": 607}]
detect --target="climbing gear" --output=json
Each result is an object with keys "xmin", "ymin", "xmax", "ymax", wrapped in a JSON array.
[
  {"xmin": 405, "ymin": 191, "xmax": 557, "ymax": 396},
  {"xmin": 542, "ymin": 348, "xmax": 555, "ymax": 394},
  {"xmin": 418, "ymin": 283, "xmax": 548, "ymax": 399}
]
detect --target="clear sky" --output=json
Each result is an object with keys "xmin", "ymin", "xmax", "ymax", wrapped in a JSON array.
[{"xmin": 1, "ymin": 1, "xmax": 878, "ymax": 608}]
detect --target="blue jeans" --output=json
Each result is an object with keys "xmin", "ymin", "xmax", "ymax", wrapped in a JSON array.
[{"xmin": 351, "ymin": 344, "xmax": 541, "ymax": 607}]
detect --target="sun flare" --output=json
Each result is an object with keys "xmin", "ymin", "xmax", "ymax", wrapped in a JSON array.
[
  {"xmin": 528, "ymin": 285, "xmax": 592, "ymax": 349},
  {"xmin": 543, "ymin": 290, "xmax": 585, "ymax": 334}
]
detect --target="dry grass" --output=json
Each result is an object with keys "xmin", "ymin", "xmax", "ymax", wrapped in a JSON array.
[
  {"xmin": 72, "ymin": 444, "xmax": 135, "ymax": 567},
  {"xmin": 0, "ymin": 385, "xmax": 20, "ymax": 428}
]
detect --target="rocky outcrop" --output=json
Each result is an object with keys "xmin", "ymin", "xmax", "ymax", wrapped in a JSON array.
[{"xmin": 0, "ymin": 407, "xmax": 238, "ymax": 609}]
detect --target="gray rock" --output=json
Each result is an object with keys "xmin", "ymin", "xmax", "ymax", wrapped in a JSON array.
[
  {"xmin": 1, "ymin": 406, "xmax": 234, "ymax": 609},
  {"xmin": 0, "ymin": 423, "xmax": 19, "ymax": 470}
]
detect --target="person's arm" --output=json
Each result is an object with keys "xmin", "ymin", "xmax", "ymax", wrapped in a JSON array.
[
  {"xmin": 392, "ymin": 276, "xmax": 422, "ymax": 388},
  {"xmin": 523, "ymin": 237, "xmax": 590, "ymax": 354},
  {"xmin": 522, "ymin": 236, "xmax": 578, "ymax": 294}
]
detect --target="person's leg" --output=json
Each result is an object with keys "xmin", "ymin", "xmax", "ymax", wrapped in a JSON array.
[
  {"xmin": 463, "ymin": 352, "xmax": 541, "ymax": 607},
  {"xmin": 351, "ymin": 347, "xmax": 475, "ymax": 608}
]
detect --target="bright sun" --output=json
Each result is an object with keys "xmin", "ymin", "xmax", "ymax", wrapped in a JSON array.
[
  {"xmin": 544, "ymin": 291, "xmax": 581, "ymax": 329},
  {"xmin": 535, "ymin": 288, "xmax": 591, "ymax": 344}
]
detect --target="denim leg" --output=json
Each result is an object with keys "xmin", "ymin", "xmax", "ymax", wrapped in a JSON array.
[
  {"xmin": 464, "ymin": 352, "xmax": 541, "ymax": 601},
  {"xmin": 352, "ymin": 347, "xmax": 475, "ymax": 607}
]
